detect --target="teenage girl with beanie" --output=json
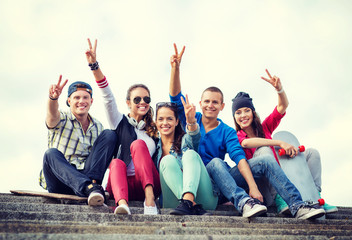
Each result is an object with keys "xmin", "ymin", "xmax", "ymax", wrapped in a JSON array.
[
  {"xmin": 231, "ymin": 69, "xmax": 337, "ymax": 214},
  {"xmin": 155, "ymin": 95, "xmax": 218, "ymax": 215},
  {"xmin": 85, "ymin": 39, "xmax": 161, "ymax": 215}
]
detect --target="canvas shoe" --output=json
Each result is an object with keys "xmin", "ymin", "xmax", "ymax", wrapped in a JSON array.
[
  {"xmin": 193, "ymin": 204, "xmax": 211, "ymax": 216},
  {"xmin": 170, "ymin": 199, "xmax": 194, "ymax": 215},
  {"xmin": 275, "ymin": 194, "xmax": 290, "ymax": 215},
  {"xmin": 319, "ymin": 193, "xmax": 338, "ymax": 213},
  {"xmin": 144, "ymin": 201, "xmax": 158, "ymax": 215},
  {"xmin": 85, "ymin": 182, "xmax": 105, "ymax": 206},
  {"xmin": 295, "ymin": 206, "xmax": 325, "ymax": 220},
  {"xmin": 242, "ymin": 198, "xmax": 267, "ymax": 218},
  {"xmin": 114, "ymin": 204, "xmax": 131, "ymax": 215}
]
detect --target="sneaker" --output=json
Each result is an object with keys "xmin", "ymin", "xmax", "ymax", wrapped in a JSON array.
[
  {"xmin": 242, "ymin": 198, "xmax": 267, "ymax": 218},
  {"xmin": 144, "ymin": 201, "xmax": 158, "ymax": 215},
  {"xmin": 323, "ymin": 202, "xmax": 338, "ymax": 214},
  {"xmin": 85, "ymin": 183, "xmax": 105, "ymax": 206},
  {"xmin": 170, "ymin": 199, "xmax": 194, "ymax": 215},
  {"xmin": 114, "ymin": 204, "xmax": 131, "ymax": 215},
  {"xmin": 275, "ymin": 194, "xmax": 290, "ymax": 215},
  {"xmin": 318, "ymin": 193, "xmax": 338, "ymax": 213},
  {"xmin": 295, "ymin": 206, "xmax": 325, "ymax": 220},
  {"xmin": 193, "ymin": 204, "xmax": 210, "ymax": 216}
]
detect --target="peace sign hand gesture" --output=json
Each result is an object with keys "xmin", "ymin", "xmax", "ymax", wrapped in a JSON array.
[
  {"xmin": 49, "ymin": 75, "xmax": 68, "ymax": 100},
  {"xmin": 85, "ymin": 38, "xmax": 97, "ymax": 64},
  {"xmin": 261, "ymin": 69, "xmax": 283, "ymax": 92},
  {"xmin": 170, "ymin": 43, "xmax": 185, "ymax": 69},
  {"xmin": 181, "ymin": 94, "xmax": 197, "ymax": 129}
]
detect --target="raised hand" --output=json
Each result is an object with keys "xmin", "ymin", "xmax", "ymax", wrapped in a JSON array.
[
  {"xmin": 49, "ymin": 75, "xmax": 68, "ymax": 99},
  {"xmin": 85, "ymin": 38, "xmax": 97, "ymax": 64},
  {"xmin": 181, "ymin": 94, "xmax": 196, "ymax": 124},
  {"xmin": 170, "ymin": 43, "xmax": 185, "ymax": 68},
  {"xmin": 261, "ymin": 69, "xmax": 283, "ymax": 92}
]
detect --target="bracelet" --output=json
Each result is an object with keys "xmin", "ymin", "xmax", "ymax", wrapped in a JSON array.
[
  {"xmin": 49, "ymin": 95, "xmax": 58, "ymax": 100},
  {"xmin": 277, "ymin": 88, "xmax": 284, "ymax": 94},
  {"xmin": 89, "ymin": 61, "xmax": 99, "ymax": 71},
  {"xmin": 186, "ymin": 122, "xmax": 197, "ymax": 127}
]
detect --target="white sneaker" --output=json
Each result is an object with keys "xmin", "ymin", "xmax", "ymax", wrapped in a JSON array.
[
  {"xmin": 144, "ymin": 201, "xmax": 158, "ymax": 215},
  {"xmin": 87, "ymin": 191, "xmax": 104, "ymax": 206},
  {"xmin": 295, "ymin": 206, "xmax": 325, "ymax": 220},
  {"xmin": 242, "ymin": 198, "xmax": 267, "ymax": 218},
  {"xmin": 114, "ymin": 204, "xmax": 131, "ymax": 215}
]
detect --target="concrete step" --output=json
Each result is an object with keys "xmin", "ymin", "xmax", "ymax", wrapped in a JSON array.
[{"xmin": 1, "ymin": 193, "xmax": 351, "ymax": 239}]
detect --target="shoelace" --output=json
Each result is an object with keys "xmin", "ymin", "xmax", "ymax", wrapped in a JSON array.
[{"xmin": 246, "ymin": 198, "xmax": 263, "ymax": 208}]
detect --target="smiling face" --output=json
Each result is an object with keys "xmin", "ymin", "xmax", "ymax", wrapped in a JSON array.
[
  {"xmin": 127, "ymin": 87, "xmax": 151, "ymax": 122},
  {"xmin": 156, "ymin": 107, "xmax": 179, "ymax": 138},
  {"xmin": 234, "ymin": 107, "xmax": 254, "ymax": 130},
  {"xmin": 199, "ymin": 90, "xmax": 225, "ymax": 120},
  {"xmin": 67, "ymin": 90, "xmax": 93, "ymax": 118}
]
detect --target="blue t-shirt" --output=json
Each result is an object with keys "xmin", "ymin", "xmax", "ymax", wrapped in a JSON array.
[{"xmin": 170, "ymin": 92, "xmax": 246, "ymax": 166}]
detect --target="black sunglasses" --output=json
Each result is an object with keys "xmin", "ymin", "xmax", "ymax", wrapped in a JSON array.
[
  {"xmin": 133, "ymin": 96, "xmax": 151, "ymax": 104},
  {"xmin": 156, "ymin": 102, "xmax": 178, "ymax": 111}
]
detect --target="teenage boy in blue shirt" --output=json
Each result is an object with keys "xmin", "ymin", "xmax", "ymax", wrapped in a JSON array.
[{"xmin": 168, "ymin": 44, "xmax": 325, "ymax": 219}]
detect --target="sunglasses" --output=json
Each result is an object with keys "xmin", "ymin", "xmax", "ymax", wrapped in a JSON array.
[
  {"xmin": 156, "ymin": 102, "xmax": 178, "ymax": 111},
  {"xmin": 133, "ymin": 96, "xmax": 151, "ymax": 104}
]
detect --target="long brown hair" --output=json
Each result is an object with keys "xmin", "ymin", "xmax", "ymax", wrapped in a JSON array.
[
  {"xmin": 126, "ymin": 84, "xmax": 158, "ymax": 138},
  {"xmin": 234, "ymin": 110, "xmax": 265, "ymax": 138},
  {"xmin": 156, "ymin": 104, "xmax": 185, "ymax": 154}
]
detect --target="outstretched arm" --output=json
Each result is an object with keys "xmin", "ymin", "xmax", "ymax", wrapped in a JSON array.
[
  {"xmin": 261, "ymin": 69, "xmax": 289, "ymax": 115},
  {"xmin": 169, "ymin": 43, "xmax": 185, "ymax": 97},
  {"xmin": 46, "ymin": 75, "xmax": 68, "ymax": 128},
  {"xmin": 241, "ymin": 138, "xmax": 299, "ymax": 158},
  {"xmin": 85, "ymin": 38, "xmax": 122, "ymax": 129}
]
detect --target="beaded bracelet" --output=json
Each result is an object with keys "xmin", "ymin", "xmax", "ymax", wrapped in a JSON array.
[{"xmin": 89, "ymin": 61, "xmax": 99, "ymax": 71}]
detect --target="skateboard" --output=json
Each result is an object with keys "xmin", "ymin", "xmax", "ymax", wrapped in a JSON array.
[
  {"xmin": 10, "ymin": 190, "xmax": 87, "ymax": 204},
  {"xmin": 272, "ymin": 131, "xmax": 325, "ymax": 218}
]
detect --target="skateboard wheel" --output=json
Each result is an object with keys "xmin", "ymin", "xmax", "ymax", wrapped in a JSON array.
[
  {"xmin": 298, "ymin": 145, "xmax": 305, "ymax": 152},
  {"xmin": 278, "ymin": 149, "xmax": 286, "ymax": 156},
  {"xmin": 318, "ymin": 198, "xmax": 325, "ymax": 206}
]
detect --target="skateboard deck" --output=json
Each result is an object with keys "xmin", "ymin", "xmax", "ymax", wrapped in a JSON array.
[
  {"xmin": 272, "ymin": 131, "xmax": 325, "ymax": 218},
  {"xmin": 10, "ymin": 190, "xmax": 87, "ymax": 203}
]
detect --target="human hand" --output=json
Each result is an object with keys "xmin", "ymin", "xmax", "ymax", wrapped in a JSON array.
[
  {"xmin": 279, "ymin": 141, "xmax": 299, "ymax": 158},
  {"xmin": 49, "ymin": 75, "xmax": 68, "ymax": 100},
  {"xmin": 170, "ymin": 43, "xmax": 185, "ymax": 68},
  {"xmin": 85, "ymin": 38, "xmax": 97, "ymax": 64},
  {"xmin": 181, "ymin": 94, "xmax": 196, "ymax": 124},
  {"xmin": 261, "ymin": 69, "xmax": 283, "ymax": 92},
  {"xmin": 249, "ymin": 187, "xmax": 264, "ymax": 203}
]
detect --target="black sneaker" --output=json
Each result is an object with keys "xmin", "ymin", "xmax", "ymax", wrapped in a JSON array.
[
  {"xmin": 170, "ymin": 199, "xmax": 194, "ymax": 215},
  {"xmin": 193, "ymin": 204, "xmax": 210, "ymax": 216},
  {"xmin": 84, "ymin": 182, "xmax": 105, "ymax": 206}
]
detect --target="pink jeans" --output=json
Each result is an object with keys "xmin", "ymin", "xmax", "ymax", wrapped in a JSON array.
[{"xmin": 106, "ymin": 139, "xmax": 161, "ymax": 205}]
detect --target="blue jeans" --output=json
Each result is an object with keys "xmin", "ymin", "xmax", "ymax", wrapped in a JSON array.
[
  {"xmin": 206, "ymin": 153, "xmax": 305, "ymax": 216},
  {"xmin": 43, "ymin": 130, "xmax": 117, "ymax": 197}
]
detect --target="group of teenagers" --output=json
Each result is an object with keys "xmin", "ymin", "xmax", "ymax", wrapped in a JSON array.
[{"xmin": 40, "ymin": 39, "xmax": 337, "ymax": 220}]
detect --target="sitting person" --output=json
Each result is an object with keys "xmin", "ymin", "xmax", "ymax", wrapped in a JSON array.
[
  {"xmin": 168, "ymin": 43, "xmax": 325, "ymax": 219},
  {"xmin": 86, "ymin": 38, "xmax": 161, "ymax": 215},
  {"xmin": 40, "ymin": 76, "xmax": 117, "ymax": 206},
  {"xmin": 155, "ymin": 95, "xmax": 218, "ymax": 215},
  {"xmin": 231, "ymin": 69, "xmax": 337, "ymax": 214}
]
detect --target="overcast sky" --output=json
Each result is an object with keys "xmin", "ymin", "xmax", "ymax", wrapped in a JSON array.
[{"xmin": 1, "ymin": 0, "xmax": 351, "ymax": 207}]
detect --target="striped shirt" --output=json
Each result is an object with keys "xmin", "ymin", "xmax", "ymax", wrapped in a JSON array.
[{"xmin": 47, "ymin": 110, "xmax": 104, "ymax": 170}]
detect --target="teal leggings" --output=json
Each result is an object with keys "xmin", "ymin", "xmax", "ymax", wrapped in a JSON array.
[{"xmin": 159, "ymin": 149, "xmax": 218, "ymax": 210}]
